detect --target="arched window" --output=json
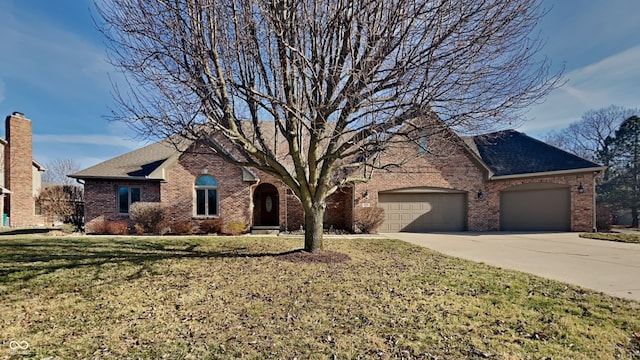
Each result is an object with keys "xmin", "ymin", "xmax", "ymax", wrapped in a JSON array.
[{"xmin": 195, "ymin": 175, "xmax": 218, "ymax": 216}]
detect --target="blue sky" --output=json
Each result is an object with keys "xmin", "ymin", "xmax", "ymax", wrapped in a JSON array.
[{"xmin": 1, "ymin": 0, "xmax": 639, "ymax": 170}]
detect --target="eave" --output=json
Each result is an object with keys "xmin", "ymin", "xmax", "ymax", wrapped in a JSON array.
[
  {"xmin": 488, "ymin": 166, "xmax": 607, "ymax": 181},
  {"xmin": 67, "ymin": 175, "xmax": 165, "ymax": 182}
]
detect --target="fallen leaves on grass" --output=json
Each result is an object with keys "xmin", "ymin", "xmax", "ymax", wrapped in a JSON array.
[
  {"xmin": 277, "ymin": 250, "xmax": 351, "ymax": 263},
  {"xmin": 0, "ymin": 236, "xmax": 639, "ymax": 359},
  {"xmin": 631, "ymin": 332, "xmax": 640, "ymax": 357}
]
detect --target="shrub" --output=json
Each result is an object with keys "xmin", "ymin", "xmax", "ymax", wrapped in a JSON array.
[
  {"xmin": 105, "ymin": 220, "xmax": 130, "ymax": 235},
  {"xmin": 169, "ymin": 220, "xmax": 194, "ymax": 235},
  {"xmin": 199, "ymin": 218, "xmax": 223, "ymax": 234},
  {"xmin": 130, "ymin": 202, "xmax": 165, "ymax": 234},
  {"xmin": 86, "ymin": 217, "xmax": 129, "ymax": 235},
  {"xmin": 354, "ymin": 206, "xmax": 385, "ymax": 234},
  {"xmin": 224, "ymin": 220, "xmax": 248, "ymax": 236},
  {"xmin": 87, "ymin": 217, "xmax": 107, "ymax": 234},
  {"xmin": 596, "ymin": 204, "xmax": 613, "ymax": 232},
  {"xmin": 134, "ymin": 223, "xmax": 145, "ymax": 235},
  {"xmin": 60, "ymin": 223, "xmax": 75, "ymax": 234}
]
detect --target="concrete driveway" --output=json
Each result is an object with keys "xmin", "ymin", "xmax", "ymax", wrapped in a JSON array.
[{"xmin": 384, "ymin": 232, "xmax": 640, "ymax": 302}]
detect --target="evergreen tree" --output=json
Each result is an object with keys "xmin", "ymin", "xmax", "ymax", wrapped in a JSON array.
[{"xmin": 599, "ymin": 116, "xmax": 640, "ymax": 227}]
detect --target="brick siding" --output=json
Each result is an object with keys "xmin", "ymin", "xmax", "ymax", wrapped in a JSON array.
[
  {"xmin": 162, "ymin": 142, "xmax": 252, "ymax": 227},
  {"xmin": 4, "ymin": 114, "xmax": 37, "ymax": 227},
  {"xmin": 355, "ymin": 132, "xmax": 488, "ymax": 230},
  {"xmin": 84, "ymin": 180, "xmax": 160, "ymax": 233},
  {"xmin": 83, "ymin": 132, "xmax": 596, "ymax": 233},
  {"xmin": 486, "ymin": 173, "xmax": 597, "ymax": 232},
  {"xmin": 352, "ymin": 132, "xmax": 596, "ymax": 232}
]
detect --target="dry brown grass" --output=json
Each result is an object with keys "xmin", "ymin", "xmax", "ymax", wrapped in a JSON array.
[
  {"xmin": 580, "ymin": 232, "xmax": 640, "ymax": 244},
  {"xmin": 0, "ymin": 235, "xmax": 638, "ymax": 359}
]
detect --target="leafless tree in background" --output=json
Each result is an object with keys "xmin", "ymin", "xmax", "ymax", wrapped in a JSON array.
[
  {"xmin": 98, "ymin": 0, "xmax": 562, "ymax": 252},
  {"xmin": 544, "ymin": 105, "xmax": 639, "ymax": 162},
  {"xmin": 39, "ymin": 158, "xmax": 84, "ymax": 229},
  {"xmin": 38, "ymin": 185, "xmax": 84, "ymax": 229},
  {"xmin": 42, "ymin": 158, "xmax": 82, "ymax": 186}
]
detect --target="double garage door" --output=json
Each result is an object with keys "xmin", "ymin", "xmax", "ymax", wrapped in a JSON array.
[
  {"xmin": 378, "ymin": 183, "xmax": 571, "ymax": 233},
  {"xmin": 378, "ymin": 192, "xmax": 467, "ymax": 232},
  {"xmin": 500, "ymin": 183, "xmax": 571, "ymax": 231}
]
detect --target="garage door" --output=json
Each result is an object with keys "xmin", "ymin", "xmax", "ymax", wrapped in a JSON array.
[
  {"xmin": 500, "ymin": 183, "xmax": 570, "ymax": 231},
  {"xmin": 378, "ymin": 192, "xmax": 467, "ymax": 232}
]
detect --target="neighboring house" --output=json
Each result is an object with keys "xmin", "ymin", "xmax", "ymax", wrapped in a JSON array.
[
  {"xmin": 70, "ymin": 123, "xmax": 605, "ymax": 234},
  {"xmin": 1, "ymin": 112, "xmax": 47, "ymax": 227}
]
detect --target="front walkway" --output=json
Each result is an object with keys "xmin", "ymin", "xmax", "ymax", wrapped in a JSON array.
[{"xmin": 384, "ymin": 232, "xmax": 640, "ymax": 302}]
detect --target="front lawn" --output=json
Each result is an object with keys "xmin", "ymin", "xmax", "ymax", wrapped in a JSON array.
[
  {"xmin": 580, "ymin": 232, "xmax": 640, "ymax": 244},
  {"xmin": 1, "ymin": 236, "xmax": 638, "ymax": 359}
]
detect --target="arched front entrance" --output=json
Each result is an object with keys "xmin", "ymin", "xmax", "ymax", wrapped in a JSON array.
[{"xmin": 253, "ymin": 183, "xmax": 280, "ymax": 227}]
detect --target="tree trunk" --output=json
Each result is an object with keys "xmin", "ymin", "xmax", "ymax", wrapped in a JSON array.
[
  {"xmin": 632, "ymin": 207, "xmax": 638, "ymax": 228},
  {"xmin": 304, "ymin": 204, "xmax": 325, "ymax": 253}
]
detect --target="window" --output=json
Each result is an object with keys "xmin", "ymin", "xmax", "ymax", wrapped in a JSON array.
[
  {"xmin": 118, "ymin": 186, "xmax": 141, "ymax": 214},
  {"xmin": 418, "ymin": 130, "xmax": 429, "ymax": 154},
  {"xmin": 195, "ymin": 175, "xmax": 218, "ymax": 216}
]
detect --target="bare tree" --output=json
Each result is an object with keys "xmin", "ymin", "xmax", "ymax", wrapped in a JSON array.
[
  {"xmin": 98, "ymin": 0, "xmax": 562, "ymax": 252},
  {"xmin": 544, "ymin": 105, "xmax": 638, "ymax": 162},
  {"xmin": 42, "ymin": 158, "xmax": 82, "ymax": 186},
  {"xmin": 38, "ymin": 185, "xmax": 84, "ymax": 229}
]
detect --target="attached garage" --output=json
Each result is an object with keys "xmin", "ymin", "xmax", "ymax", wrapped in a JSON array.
[
  {"xmin": 378, "ymin": 190, "xmax": 467, "ymax": 232},
  {"xmin": 500, "ymin": 183, "xmax": 570, "ymax": 231}
]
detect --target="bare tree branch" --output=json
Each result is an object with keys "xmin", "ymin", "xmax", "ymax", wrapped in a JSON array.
[
  {"xmin": 545, "ymin": 105, "xmax": 639, "ymax": 161},
  {"xmin": 42, "ymin": 158, "xmax": 82, "ymax": 186},
  {"xmin": 97, "ymin": 0, "xmax": 563, "ymax": 251}
]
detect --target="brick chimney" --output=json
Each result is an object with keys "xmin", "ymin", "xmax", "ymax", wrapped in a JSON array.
[{"xmin": 5, "ymin": 112, "xmax": 35, "ymax": 227}]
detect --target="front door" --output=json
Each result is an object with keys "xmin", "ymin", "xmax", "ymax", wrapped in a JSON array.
[{"xmin": 253, "ymin": 183, "xmax": 279, "ymax": 226}]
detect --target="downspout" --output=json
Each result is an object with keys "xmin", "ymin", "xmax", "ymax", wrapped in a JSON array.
[{"xmin": 351, "ymin": 183, "xmax": 356, "ymax": 232}]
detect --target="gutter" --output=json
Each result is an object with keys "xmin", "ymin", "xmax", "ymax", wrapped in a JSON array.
[
  {"xmin": 67, "ymin": 175, "xmax": 165, "ymax": 182},
  {"xmin": 488, "ymin": 166, "xmax": 607, "ymax": 181}
]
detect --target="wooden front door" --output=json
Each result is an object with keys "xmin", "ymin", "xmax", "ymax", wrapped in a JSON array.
[{"xmin": 253, "ymin": 183, "xmax": 279, "ymax": 226}]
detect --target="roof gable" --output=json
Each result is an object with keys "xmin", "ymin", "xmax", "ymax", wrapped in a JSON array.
[
  {"xmin": 70, "ymin": 139, "xmax": 182, "ymax": 180},
  {"xmin": 72, "ymin": 126, "xmax": 603, "ymax": 183},
  {"xmin": 70, "ymin": 137, "xmax": 259, "ymax": 182},
  {"xmin": 471, "ymin": 130, "xmax": 603, "ymax": 177}
]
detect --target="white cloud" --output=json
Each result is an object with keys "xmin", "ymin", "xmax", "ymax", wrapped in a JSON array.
[
  {"xmin": 0, "ymin": 2, "xmax": 113, "ymax": 102},
  {"xmin": 33, "ymin": 134, "xmax": 146, "ymax": 150},
  {"xmin": 538, "ymin": 0, "xmax": 640, "ymax": 72},
  {"xmin": 519, "ymin": 46, "xmax": 640, "ymax": 135},
  {"xmin": 33, "ymin": 132, "xmax": 151, "ymax": 169}
]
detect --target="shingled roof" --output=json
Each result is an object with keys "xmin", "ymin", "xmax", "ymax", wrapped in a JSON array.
[
  {"xmin": 69, "ymin": 139, "xmax": 184, "ymax": 180},
  {"xmin": 469, "ymin": 130, "xmax": 604, "ymax": 178},
  {"xmin": 71, "ymin": 127, "xmax": 604, "ymax": 182},
  {"xmin": 69, "ymin": 136, "xmax": 260, "ymax": 182}
]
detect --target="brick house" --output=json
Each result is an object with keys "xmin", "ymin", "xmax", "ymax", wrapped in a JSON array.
[
  {"xmin": 70, "ymin": 124, "xmax": 604, "ymax": 234},
  {"xmin": 1, "ymin": 112, "xmax": 47, "ymax": 227}
]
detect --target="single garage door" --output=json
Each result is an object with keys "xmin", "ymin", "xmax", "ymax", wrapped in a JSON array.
[
  {"xmin": 500, "ymin": 183, "xmax": 570, "ymax": 231},
  {"xmin": 378, "ymin": 192, "xmax": 467, "ymax": 232}
]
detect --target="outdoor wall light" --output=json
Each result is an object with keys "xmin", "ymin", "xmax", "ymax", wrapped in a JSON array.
[
  {"xmin": 477, "ymin": 190, "xmax": 484, "ymax": 200},
  {"xmin": 578, "ymin": 183, "xmax": 585, "ymax": 194},
  {"xmin": 363, "ymin": 190, "xmax": 369, "ymax": 199}
]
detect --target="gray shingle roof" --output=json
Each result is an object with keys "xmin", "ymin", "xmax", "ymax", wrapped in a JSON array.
[
  {"xmin": 71, "ymin": 128, "xmax": 604, "ymax": 182},
  {"xmin": 470, "ymin": 130, "xmax": 603, "ymax": 177},
  {"xmin": 69, "ymin": 139, "xmax": 181, "ymax": 180},
  {"xmin": 69, "ymin": 136, "xmax": 260, "ymax": 182}
]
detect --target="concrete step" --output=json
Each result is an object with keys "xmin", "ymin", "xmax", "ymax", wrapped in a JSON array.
[{"xmin": 251, "ymin": 226, "xmax": 280, "ymax": 235}]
